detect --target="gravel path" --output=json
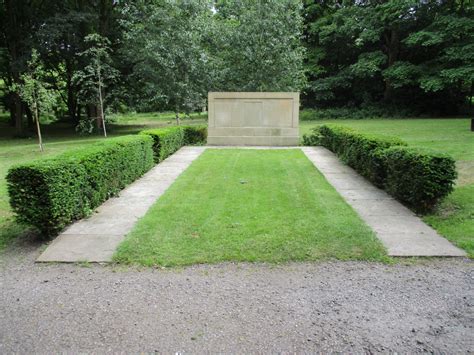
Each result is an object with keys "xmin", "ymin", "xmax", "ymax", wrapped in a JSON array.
[{"xmin": 1, "ymin": 244, "xmax": 473, "ymax": 353}]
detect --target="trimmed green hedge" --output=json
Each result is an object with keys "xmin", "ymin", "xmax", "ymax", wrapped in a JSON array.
[
  {"xmin": 316, "ymin": 125, "xmax": 406, "ymax": 186},
  {"xmin": 140, "ymin": 125, "xmax": 207, "ymax": 162},
  {"xmin": 304, "ymin": 125, "xmax": 457, "ymax": 211},
  {"xmin": 183, "ymin": 125, "xmax": 207, "ymax": 145},
  {"xmin": 7, "ymin": 135, "xmax": 154, "ymax": 236},
  {"xmin": 140, "ymin": 127, "xmax": 185, "ymax": 163},
  {"xmin": 383, "ymin": 146, "xmax": 457, "ymax": 211}
]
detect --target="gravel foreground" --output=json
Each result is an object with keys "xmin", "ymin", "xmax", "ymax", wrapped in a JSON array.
[{"xmin": 0, "ymin": 245, "xmax": 473, "ymax": 353}]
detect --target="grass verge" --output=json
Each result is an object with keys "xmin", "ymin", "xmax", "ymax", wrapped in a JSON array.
[{"xmin": 114, "ymin": 149, "xmax": 388, "ymax": 266}]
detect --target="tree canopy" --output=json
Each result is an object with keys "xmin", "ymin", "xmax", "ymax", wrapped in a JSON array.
[
  {"xmin": 0, "ymin": 0, "xmax": 472, "ymax": 136},
  {"xmin": 303, "ymin": 0, "xmax": 474, "ymax": 114}
]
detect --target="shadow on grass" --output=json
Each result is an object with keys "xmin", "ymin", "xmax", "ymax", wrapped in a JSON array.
[{"xmin": 0, "ymin": 219, "xmax": 44, "ymax": 254}]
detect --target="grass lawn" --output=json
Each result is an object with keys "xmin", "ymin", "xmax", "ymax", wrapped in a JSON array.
[
  {"xmin": 0, "ymin": 112, "xmax": 204, "ymax": 251},
  {"xmin": 301, "ymin": 118, "xmax": 474, "ymax": 257},
  {"xmin": 1, "ymin": 113, "xmax": 472, "ymax": 259},
  {"xmin": 114, "ymin": 149, "xmax": 387, "ymax": 266}
]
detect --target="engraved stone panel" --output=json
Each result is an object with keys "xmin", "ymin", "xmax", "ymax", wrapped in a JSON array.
[{"xmin": 207, "ymin": 92, "xmax": 299, "ymax": 146}]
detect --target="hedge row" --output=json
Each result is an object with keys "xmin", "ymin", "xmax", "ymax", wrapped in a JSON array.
[
  {"xmin": 140, "ymin": 125, "xmax": 207, "ymax": 162},
  {"xmin": 7, "ymin": 135, "xmax": 154, "ymax": 236},
  {"xmin": 303, "ymin": 125, "xmax": 457, "ymax": 211}
]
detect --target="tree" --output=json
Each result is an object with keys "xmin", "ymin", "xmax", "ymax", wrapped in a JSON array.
[
  {"xmin": 402, "ymin": 1, "xmax": 474, "ymax": 111},
  {"xmin": 120, "ymin": 0, "xmax": 214, "ymax": 124},
  {"xmin": 74, "ymin": 33, "xmax": 119, "ymax": 136},
  {"xmin": 0, "ymin": 0, "xmax": 49, "ymax": 136},
  {"xmin": 214, "ymin": 0, "xmax": 306, "ymax": 92},
  {"xmin": 302, "ymin": 0, "xmax": 474, "ymax": 115},
  {"xmin": 15, "ymin": 50, "xmax": 56, "ymax": 151}
]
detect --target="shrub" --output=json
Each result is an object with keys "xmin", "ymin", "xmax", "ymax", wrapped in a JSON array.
[
  {"xmin": 183, "ymin": 125, "xmax": 207, "ymax": 145},
  {"xmin": 316, "ymin": 125, "xmax": 406, "ymax": 186},
  {"xmin": 383, "ymin": 146, "xmax": 457, "ymax": 211},
  {"xmin": 141, "ymin": 125, "xmax": 207, "ymax": 162},
  {"xmin": 140, "ymin": 127, "xmax": 185, "ymax": 163},
  {"xmin": 300, "ymin": 105, "xmax": 416, "ymax": 120},
  {"xmin": 6, "ymin": 135, "xmax": 154, "ymax": 237},
  {"xmin": 305, "ymin": 124, "xmax": 456, "ymax": 211}
]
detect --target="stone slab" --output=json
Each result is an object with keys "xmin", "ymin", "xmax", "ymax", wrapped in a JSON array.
[
  {"xmin": 207, "ymin": 92, "xmax": 299, "ymax": 146},
  {"xmin": 37, "ymin": 146, "xmax": 206, "ymax": 263},
  {"xmin": 301, "ymin": 146, "xmax": 466, "ymax": 257},
  {"xmin": 36, "ymin": 234, "xmax": 123, "ymax": 263}
]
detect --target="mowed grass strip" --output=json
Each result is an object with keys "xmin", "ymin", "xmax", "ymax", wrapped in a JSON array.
[{"xmin": 114, "ymin": 149, "xmax": 387, "ymax": 266}]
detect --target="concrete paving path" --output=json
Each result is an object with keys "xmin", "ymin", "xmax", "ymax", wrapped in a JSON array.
[
  {"xmin": 37, "ymin": 146, "xmax": 206, "ymax": 263},
  {"xmin": 302, "ymin": 147, "xmax": 466, "ymax": 257}
]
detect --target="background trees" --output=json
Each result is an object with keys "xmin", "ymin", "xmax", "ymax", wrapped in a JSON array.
[
  {"xmin": 214, "ymin": 0, "xmax": 306, "ymax": 92},
  {"xmin": 120, "ymin": 0, "xmax": 216, "ymax": 123},
  {"xmin": 0, "ymin": 0, "xmax": 473, "ymax": 137},
  {"xmin": 303, "ymin": 0, "xmax": 474, "ymax": 115}
]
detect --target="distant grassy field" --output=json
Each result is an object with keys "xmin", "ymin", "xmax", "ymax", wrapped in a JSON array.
[
  {"xmin": 301, "ymin": 118, "xmax": 473, "ymax": 257},
  {"xmin": 114, "ymin": 149, "xmax": 387, "ymax": 266}
]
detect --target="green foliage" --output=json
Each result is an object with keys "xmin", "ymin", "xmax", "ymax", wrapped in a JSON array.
[
  {"xmin": 140, "ymin": 127, "xmax": 185, "ymax": 163},
  {"xmin": 15, "ymin": 50, "xmax": 57, "ymax": 118},
  {"xmin": 140, "ymin": 125, "xmax": 207, "ymax": 163},
  {"xmin": 6, "ymin": 135, "xmax": 154, "ymax": 236},
  {"xmin": 383, "ymin": 146, "xmax": 457, "ymax": 212},
  {"xmin": 306, "ymin": 124, "xmax": 457, "ymax": 211},
  {"xmin": 0, "ymin": 0, "xmax": 119, "ymax": 133},
  {"xmin": 317, "ymin": 124, "xmax": 406, "ymax": 186},
  {"xmin": 13, "ymin": 49, "xmax": 58, "ymax": 150},
  {"xmin": 299, "ymin": 106, "xmax": 414, "ymax": 120},
  {"xmin": 350, "ymin": 51, "xmax": 386, "ymax": 78},
  {"xmin": 182, "ymin": 125, "xmax": 207, "ymax": 145},
  {"xmin": 73, "ymin": 33, "xmax": 119, "ymax": 134},
  {"xmin": 121, "ymin": 1, "xmax": 213, "ymax": 116},
  {"xmin": 214, "ymin": 0, "xmax": 306, "ymax": 91},
  {"xmin": 303, "ymin": 0, "xmax": 474, "ymax": 114}
]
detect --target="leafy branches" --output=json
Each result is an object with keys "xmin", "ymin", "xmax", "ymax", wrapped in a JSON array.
[
  {"xmin": 15, "ymin": 50, "xmax": 57, "ymax": 151},
  {"xmin": 73, "ymin": 33, "xmax": 119, "ymax": 136},
  {"xmin": 303, "ymin": 0, "xmax": 474, "ymax": 114}
]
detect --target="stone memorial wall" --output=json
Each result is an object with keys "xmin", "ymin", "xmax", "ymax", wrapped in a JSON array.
[{"xmin": 207, "ymin": 92, "xmax": 299, "ymax": 146}]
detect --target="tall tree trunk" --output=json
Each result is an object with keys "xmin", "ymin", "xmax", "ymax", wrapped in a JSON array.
[
  {"xmin": 469, "ymin": 81, "xmax": 473, "ymax": 110},
  {"xmin": 13, "ymin": 93, "xmax": 24, "ymax": 136},
  {"xmin": 383, "ymin": 29, "xmax": 400, "ymax": 102},
  {"xmin": 5, "ymin": 0, "xmax": 26, "ymax": 136},
  {"xmin": 99, "ymin": 0, "xmax": 113, "ymax": 36},
  {"xmin": 66, "ymin": 61, "xmax": 79, "ymax": 124},
  {"xmin": 175, "ymin": 105, "xmax": 180, "ymax": 126},
  {"xmin": 7, "ymin": 93, "xmax": 16, "ymax": 127}
]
